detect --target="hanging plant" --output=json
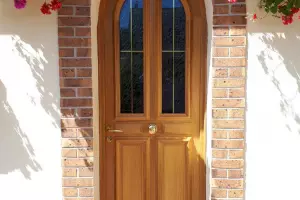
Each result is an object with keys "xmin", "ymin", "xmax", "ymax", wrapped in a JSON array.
[
  {"xmin": 14, "ymin": 0, "xmax": 62, "ymax": 15},
  {"xmin": 229, "ymin": 0, "xmax": 300, "ymax": 25}
]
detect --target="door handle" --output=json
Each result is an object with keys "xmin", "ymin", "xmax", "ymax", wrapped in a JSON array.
[{"xmin": 105, "ymin": 125, "xmax": 123, "ymax": 133}]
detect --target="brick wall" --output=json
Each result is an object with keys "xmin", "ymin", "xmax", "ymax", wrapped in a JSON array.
[
  {"xmin": 58, "ymin": 0, "xmax": 94, "ymax": 199},
  {"xmin": 211, "ymin": 0, "xmax": 246, "ymax": 199}
]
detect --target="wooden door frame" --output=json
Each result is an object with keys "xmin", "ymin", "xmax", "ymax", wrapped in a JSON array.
[{"xmin": 97, "ymin": 0, "xmax": 208, "ymax": 199}]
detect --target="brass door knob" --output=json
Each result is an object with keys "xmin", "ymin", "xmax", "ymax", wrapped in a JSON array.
[{"xmin": 148, "ymin": 124, "xmax": 157, "ymax": 135}]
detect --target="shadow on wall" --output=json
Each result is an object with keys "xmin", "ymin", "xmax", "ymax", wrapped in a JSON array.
[
  {"xmin": 0, "ymin": 81, "xmax": 42, "ymax": 179},
  {"xmin": 252, "ymin": 24, "xmax": 300, "ymax": 134},
  {"xmin": 0, "ymin": 0, "xmax": 60, "ymax": 179}
]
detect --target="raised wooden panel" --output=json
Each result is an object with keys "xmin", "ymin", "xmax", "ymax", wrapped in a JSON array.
[
  {"xmin": 116, "ymin": 138, "xmax": 150, "ymax": 200},
  {"xmin": 157, "ymin": 138, "xmax": 191, "ymax": 200}
]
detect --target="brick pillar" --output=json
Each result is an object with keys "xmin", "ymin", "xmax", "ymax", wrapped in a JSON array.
[
  {"xmin": 211, "ymin": 0, "xmax": 246, "ymax": 199},
  {"xmin": 58, "ymin": 0, "xmax": 94, "ymax": 199}
]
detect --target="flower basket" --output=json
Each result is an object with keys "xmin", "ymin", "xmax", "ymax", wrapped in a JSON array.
[
  {"xmin": 229, "ymin": 0, "xmax": 300, "ymax": 25},
  {"xmin": 14, "ymin": 0, "xmax": 62, "ymax": 15}
]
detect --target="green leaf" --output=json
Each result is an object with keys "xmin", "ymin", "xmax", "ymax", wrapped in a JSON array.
[
  {"xmin": 296, "ymin": 0, "xmax": 300, "ymax": 8},
  {"xmin": 270, "ymin": 5, "xmax": 278, "ymax": 13},
  {"xmin": 287, "ymin": 0, "xmax": 295, "ymax": 9},
  {"xmin": 265, "ymin": 6, "xmax": 270, "ymax": 13}
]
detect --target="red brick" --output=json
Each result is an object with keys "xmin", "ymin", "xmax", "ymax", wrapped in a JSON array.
[
  {"xmin": 213, "ymin": 79, "xmax": 245, "ymax": 88},
  {"xmin": 212, "ymin": 160, "xmax": 244, "ymax": 169},
  {"xmin": 63, "ymin": 178, "xmax": 93, "ymax": 187},
  {"xmin": 61, "ymin": 109, "xmax": 76, "ymax": 117},
  {"xmin": 228, "ymin": 190, "xmax": 244, "ymax": 198},
  {"xmin": 61, "ymin": 128, "xmax": 77, "ymax": 138},
  {"xmin": 229, "ymin": 109, "xmax": 244, "ymax": 118},
  {"xmin": 229, "ymin": 150, "xmax": 244, "ymax": 159},
  {"xmin": 214, "ymin": 5, "xmax": 229, "ymax": 14},
  {"xmin": 61, "ymin": 99, "xmax": 93, "ymax": 107},
  {"xmin": 59, "ymin": 38, "xmax": 91, "ymax": 47},
  {"xmin": 62, "ymin": 158, "xmax": 93, "ymax": 167},
  {"xmin": 60, "ymin": 48, "xmax": 74, "ymax": 57},
  {"xmin": 79, "ymin": 188, "xmax": 94, "ymax": 197},
  {"xmin": 214, "ymin": 0, "xmax": 245, "ymax": 3},
  {"xmin": 212, "ymin": 189, "xmax": 227, "ymax": 198},
  {"xmin": 213, "ymin": 48, "xmax": 229, "ymax": 57},
  {"xmin": 78, "ymin": 88, "xmax": 93, "ymax": 97},
  {"xmin": 212, "ymin": 169, "xmax": 227, "ymax": 178},
  {"xmin": 230, "ymin": 47, "xmax": 246, "ymax": 57},
  {"xmin": 77, "ymin": 68, "xmax": 92, "ymax": 77},
  {"xmin": 63, "ymin": 168, "xmax": 77, "ymax": 177},
  {"xmin": 79, "ymin": 168, "xmax": 93, "ymax": 177},
  {"xmin": 77, "ymin": 48, "xmax": 91, "ymax": 57},
  {"xmin": 60, "ymin": 79, "xmax": 92, "ymax": 87},
  {"xmin": 229, "ymin": 88, "xmax": 245, "ymax": 98},
  {"xmin": 62, "ymin": 139, "xmax": 93, "ymax": 148},
  {"xmin": 213, "ymin": 37, "xmax": 246, "ymax": 47},
  {"xmin": 61, "ymin": 118, "xmax": 93, "ymax": 128},
  {"xmin": 213, "ymin": 58, "xmax": 246, "ymax": 67},
  {"xmin": 228, "ymin": 130, "xmax": 244, "ymax": 139},
  {"xmin": 60, "ymin": 69, "xmax": 75, "ymax": 77},
  {"xmin": 61, "ymin": 88, "xmax": 76, "ymax": 97},
  {"xmin": 60, "ymin": 58, "xmax": 92, "ymax": 67},
  {"xmin": 62, "ymin": 149, "xmax": 77, "ymax": 158},
  {"xmin": 212, "ymin": 89, "xmax": 227, "ymax": 98},
  {"xmin": 211, "ymin": 179, "xmax": 243, "ymax": 189},
  {"xmin": 213, "ymin": 120, "xmax": 244, "ymax": 129},
  {"xmin": 212, "ymin": 140, "xmax": 244, "ymax": 149},
  {"xmin": 58, "ymin": 17, "xmax": 91, "ymax": 26},
  {"xmin": 231, "ymin": 4, "xmax": 246, "ymax": 14},
  {"xmin": 212, "ymin": 130, "xmax": 227, "ymax": 139},
  {"xmin": 228, "ymin": 169, "xmax": 244, "ymax": 178},
  {"xmin": 213, "ymin": 27, "xmax": 229, "ymax": 36},
  {"xmin": 76, "ymin": 7, "xmax": 90, "ymax": 16},
  {"xmin": 63, "ymin": 188, "xmax": 78, "ymax": 197},
  {"xmin": 214, "ymin": 16, "xmax": 247, "ymax": 25},
  {"xmin": 230, "ymin": 27, "xmax": 247, "ymax": 36},
  {"xmin": 58, "ymin": 27, "xmax": 74, "ymax": 37},
  {"xmin": 78, "ymin": 148, "xmax": 93, "ymax": 157},
  {"xmin": 77, "ymin": 128, "xmax": 93, "ymax": 137},
  {"xmin": 213, "ymin": 68, "xmax": 228, "ymax": 78},
  {"xmin": 213, "ymin": 109, "xmax": 227, "ymax": 118},
  {"xmin": 77, "ymin": 108, "xmax": 93, "ymax": 117},
  {"xmin": 212, "ymin": 99, "xmax": 245, "ymax": 108},
  {"xmin": 63, "ymin": 0, "xmax": 90, "ymax": 5},
  {"xmin": 212, "ymin": 150, "xmax": 227, "ymax": 158},
  {"xmin": 229, "ymin": 68, "xmax": 245, "ymax": 77},
  {"xmin": 58, "ymin": 6, "xmax": 74, "ymax": 15}
]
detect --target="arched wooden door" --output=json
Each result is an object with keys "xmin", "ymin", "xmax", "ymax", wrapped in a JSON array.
[{"xmin": 98, "ymin": 0, "xmax": 207, "ymax": 199}]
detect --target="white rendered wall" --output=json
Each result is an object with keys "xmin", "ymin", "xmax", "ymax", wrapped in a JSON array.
[
  {"xmin": 246, "ymin": 1, "xmax": 300, "ymax": 200},
  {"xmin": 0, "ymin": 0, "xmax": 61, "ymax": 199},
  {"xmin": 204, "ymin": 0, "xmax": 213, "ymax": 200}
]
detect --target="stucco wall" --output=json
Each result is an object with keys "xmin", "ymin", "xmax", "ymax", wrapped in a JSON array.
[
  {"xmin": 246, "ymin": 1, "xmax": 300, "ymax": 200},
  {"xmin": 0, "ymin": 0, "xmax": 61, "ymax": 199}
]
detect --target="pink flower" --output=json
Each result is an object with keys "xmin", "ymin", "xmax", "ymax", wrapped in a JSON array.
[
  {"xmin": 228, "ymin": 0, "xmax": 237, "ymax": 2},
  {"xmin": 14, "ymin": 0, "xmax": 27, "ymax": 9}
]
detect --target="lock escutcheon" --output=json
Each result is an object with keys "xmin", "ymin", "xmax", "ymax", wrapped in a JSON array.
[
  {"xmin": 107, "ymin": 136, "xmax": 113, "ymax": 143},
  {"xmin": 148, "ymin": 124, "xmax": 157, "ymax": 135}
]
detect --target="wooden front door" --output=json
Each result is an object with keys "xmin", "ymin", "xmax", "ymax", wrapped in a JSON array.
[{"xmin": 98, "ymin": 0, "xmax": 207, "ymax": 199}]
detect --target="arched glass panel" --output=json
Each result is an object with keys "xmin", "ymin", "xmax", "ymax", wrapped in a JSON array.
[
  {"xmin": 119, "ymin": 0, "xmax": 144, "ymax": 113},
  {"xmin": 162, "ymin": 0, "xmax": 186, "ymax": 114}
]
